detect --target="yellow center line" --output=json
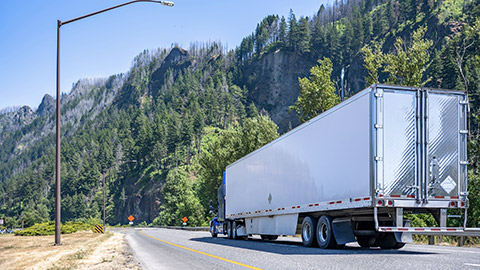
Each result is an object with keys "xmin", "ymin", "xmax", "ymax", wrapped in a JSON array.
[{"xmin": 139, "ymin": 230, "xmax": 262, "ymax": 270}]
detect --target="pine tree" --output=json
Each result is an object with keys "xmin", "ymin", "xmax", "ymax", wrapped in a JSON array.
[
  {"xmin": 297, "ymin": 17, "xmax": 311, "ymax": 54},
  {"xmin": 279, "ymin": 16, "xmax": 287, "ymax": 44},
  {"xmin": 287, "ymin": 9, "xmax": 298, "ymax": 51},
  {"xmin": 247, "ymin": 102, "xmax": 258, "ymax": 118}
]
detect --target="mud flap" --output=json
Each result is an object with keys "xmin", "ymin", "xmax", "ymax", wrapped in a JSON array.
[
  {"xmin": 394, "ymin": 232, "xmax": 413, "ymax": 243},
  {"xmin": 394, "ymin": 220, "xmax": 413, "ymax": 243},
  {"xmin": 332, "ymin": 218, "xmax": 356, "ymax": 245}
]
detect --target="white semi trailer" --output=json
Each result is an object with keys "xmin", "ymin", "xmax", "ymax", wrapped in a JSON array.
[{"xmin": 209, "ymin": 84, "xmax": 478, "ymax": 249}]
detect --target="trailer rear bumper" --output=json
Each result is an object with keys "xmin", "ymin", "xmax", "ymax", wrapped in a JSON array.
[{"xmin": 378, "ymin": 226, "xmax": 480, "ymax": 236}]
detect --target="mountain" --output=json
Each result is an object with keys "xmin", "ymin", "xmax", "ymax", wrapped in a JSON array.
[{"xmin": 1, "ymin": 0, "xmax": 479, "ymax": 227}]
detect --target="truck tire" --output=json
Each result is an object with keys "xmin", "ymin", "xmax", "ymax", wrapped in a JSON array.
[
  {"xmin": 301, "ymin": 216, "xmax": 318, "ymax": 247},
  {"xmin": 226, "ymin": 221, "xmax": 233, "ymax": 239},
  {"xmin": 356, "ymin": 235, "xmax": 375, "ymax": 248},
  {"xmin": 375, "ymin": 233, "xmax": 405, "ymax": 249},
  {"xmin": 393, "ymin": 242, "xmax": 406, "ymax": 249},
  {"xmin": 316, "ymin": 216, "xmax": 336, "ymax": 249},
  {"xmin": 232, "ymin": 221, "xmax": 239, "ymax": 240},
  {"xmin": 209, "ymin": 221, "xmax": 217, "ymax": 237}
]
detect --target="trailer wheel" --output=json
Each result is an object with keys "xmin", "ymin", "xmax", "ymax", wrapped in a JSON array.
[
  {"xmin": 232, "ymin": 221, "xmax": 239, "ymax": 240},
  {"xmin": 316, "ymin": 216, "xmax": 336, "ymax": 249},
  {"xmin": 301, "ymin": 216, "xmax": 318, "ymax": 247},
  {"xmin": 226, "ymin": 221, "xmax": 233, "ymax": 239},
  {"xmin": 209, "ymin": 221, "xmax": 217, "ymax": 237},
  {"xmin": 375, "ymin": 233, "xmax": 404, "ymax": 249},
  {"xmin": 356, "ymin": 236, "xmax": 375, "ymax": 248},
  {"xmin": 393, "ymin": 242, "xmax": 406, "ymax": 249}
]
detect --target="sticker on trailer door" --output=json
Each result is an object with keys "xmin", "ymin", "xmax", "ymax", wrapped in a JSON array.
[{"xmin": 440, "ymin": 176, "xmax": 456, "ymax": 194}]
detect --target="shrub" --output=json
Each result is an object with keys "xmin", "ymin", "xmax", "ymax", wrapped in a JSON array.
[{"xmin": 14, "ymin": 221, "xmax": 93, "ymax": 236}]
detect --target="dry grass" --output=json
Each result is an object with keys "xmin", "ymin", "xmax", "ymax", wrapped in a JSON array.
[{"xmin": 0, "ymin": 230, "xmax": 140, "ymax": 270}]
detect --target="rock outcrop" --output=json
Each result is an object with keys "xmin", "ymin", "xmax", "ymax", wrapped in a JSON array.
[{"xmin": 37, "ymin": 94, "xmax": 55, "ymax": 117}]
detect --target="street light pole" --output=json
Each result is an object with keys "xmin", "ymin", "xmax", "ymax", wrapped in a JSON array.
[
  {"xmin": 55, "ymin": 0, "xmax": 173, "ymax": 246},
  {"xmin": 55, "ymin": 19, "xmax": 61, "ymax": 246}
]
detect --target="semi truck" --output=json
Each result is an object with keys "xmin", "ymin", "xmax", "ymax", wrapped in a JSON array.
[{"xmin": 209, "ymin": 84, "xmax": 478, "ymax": 249}]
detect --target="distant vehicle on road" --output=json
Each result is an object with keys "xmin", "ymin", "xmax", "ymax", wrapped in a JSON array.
[{"xmin": 210, "ymin": 84, "xmax": 477, "ymax": 249}]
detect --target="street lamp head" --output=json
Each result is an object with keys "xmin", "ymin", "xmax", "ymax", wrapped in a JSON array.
[{"xmin": 159, "ymin": 1, "xmax": 174, "ymax": 7}]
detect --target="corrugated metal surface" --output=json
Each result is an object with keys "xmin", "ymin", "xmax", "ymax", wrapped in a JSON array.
[
  {"xmin": 382, "ymin": 90, "xmax": 417, "ymax": 196},
  {"xmin": 427, "ymin": 93, "xmax": 459, "ymax": 197}
]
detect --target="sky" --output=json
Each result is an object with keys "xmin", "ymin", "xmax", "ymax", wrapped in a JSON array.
[{"xmin": 0, "ymin": 0, "xmax": 327, "ymax": 110}]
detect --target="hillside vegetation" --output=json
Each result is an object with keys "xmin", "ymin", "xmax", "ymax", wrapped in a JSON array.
[{"xmin": 0, "ymin": 0, "xmax": 479, "ymax": 228}]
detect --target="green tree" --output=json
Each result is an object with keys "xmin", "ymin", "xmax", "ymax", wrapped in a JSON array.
[
  {"xmin": 467, "ymin": 171, "xmax": 480, "ymax": 227},
  {"xmin": 361, "ymin": 41, "xmax": 384, "ymax": 86},
  {"xmin": 290, "ymin": 58, "xmax": 340, "ymax": 122},
  {"xmin": 297, "ymin": 17, "xmax": 311, "ymax": 53},
  {"xmin": 247, "ymin": 102, "xmax": 258, "ymax": 118},
  {"xmin": 22, "ymin": 203, "xmax": 49, "ymax": 227},
  {"xmin": 361, "ymin": 26, "xmax": 434, "ymax": 87},
  {"xmin": 279, "ymin": 16, "xmax": 287, "ymax": 44},
  {"xmin": 287, "ymin": 9, "xmax": 298, "ymax": 50},
  {"xmin": 155, "ymin": 167, "xmax": 203, "ymax": 226},
  {"xmin": 384, "ymin": 26, "xmax": 433, "ymax": 86}
]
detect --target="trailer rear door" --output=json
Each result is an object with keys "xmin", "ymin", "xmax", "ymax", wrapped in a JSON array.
[
  {"xmin": 426, "ymin": 91, "xmax": 468, "ymax": 200},
  {"xmin": 375, "ymin": 86, "xmax": 468, "ymax": 202},
  {"xmin": 377, "ymin": 88, "xmax": 418, "ymax": 198}
]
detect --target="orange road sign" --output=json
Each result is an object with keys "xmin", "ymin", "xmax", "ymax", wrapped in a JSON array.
[
  {"xmin": 182, "ymin": 216, "xmax": 188, "ymax": 223},
  {"xmin": 128, "ymin": 215, "xmax": 135, "ymax": 222}
]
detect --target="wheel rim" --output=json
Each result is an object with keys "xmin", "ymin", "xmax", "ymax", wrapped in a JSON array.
[
  {"xmin": 319, "ymin": 222, "xmax": 328, "ymax": 243},
  {"xmin": 303, "ymin": 222, "xmax": 312, "ymax": 242}
]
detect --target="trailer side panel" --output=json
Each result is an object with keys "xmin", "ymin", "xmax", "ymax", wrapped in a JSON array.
[{"xmin": 226, "ymin": 91, "xmax": 372, "ymax": 218}]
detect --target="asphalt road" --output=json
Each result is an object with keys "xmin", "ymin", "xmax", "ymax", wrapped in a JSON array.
[{"xmin": 113, "ymin": 227, "xmax": 480, "ymax": 270}]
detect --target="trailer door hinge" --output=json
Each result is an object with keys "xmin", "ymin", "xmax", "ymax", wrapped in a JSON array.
[
  {"xmin": 375, "ymin": 156, "xmax": 383, "ymax": 161},
  {"xmin": 375, "ymin": 124, "xmax": 383, "ymax": 129},
  {"xmin": 460, "ymin": 161, "xmax": 469, "ymax": 165},
  {"xmin": 460, "ymin": 130, "xmax": 469, "ymax": 134},
  {"xmin": 375, "ymin": 93, "xmax": 383, "ymax": 98},
  {"xmin": 460, "ymin": 100, "xmax": 468, "ymax": 105}
]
